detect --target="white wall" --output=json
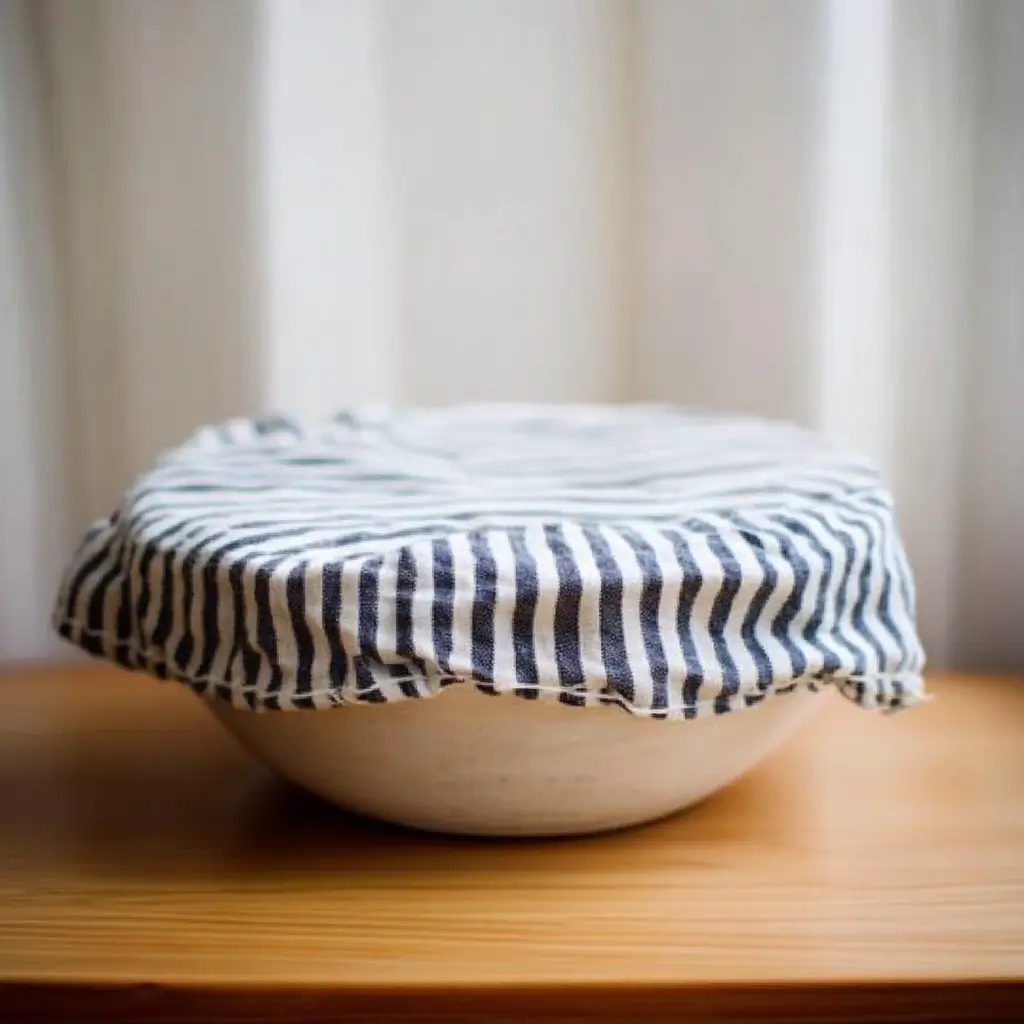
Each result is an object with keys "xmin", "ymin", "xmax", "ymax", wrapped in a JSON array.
[
  {"xmin": 637, "ymin": 0, "xmax": 822, "ymax": 424},
  {"xmin": 885, "ymin": 0, "xmax": 977, "ymax": 669},
  {"xmin": 261, "ymin": 0, "xmax": 399, "ymax": 414},
  {"xmin": 261, "ymin": 0, "xmax": 633, "ymax": 409},
  {"xmin": 955, "ymin": 0, "xmax": 1024, "ymax": 671},
  {"xmin": 387, "ymin": 0, "xmax": 632, "ymax": 404},
  {"xmin": 0, "ymin": 0, "xmax": 72, "ymax": 659},
  {"xmin": 43, "ymin": 0, "xmax": 262, "ymax": 522}
]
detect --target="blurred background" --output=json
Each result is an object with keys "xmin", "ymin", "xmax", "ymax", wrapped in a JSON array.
[{"xmin": 0, "ymin": 0, "xmax": 1020, "ymax": 671}]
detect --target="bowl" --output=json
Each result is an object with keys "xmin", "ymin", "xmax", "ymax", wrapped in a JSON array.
[{"xmin": 208, "ymin": 685, "xmax": 825, "ymax": 836}]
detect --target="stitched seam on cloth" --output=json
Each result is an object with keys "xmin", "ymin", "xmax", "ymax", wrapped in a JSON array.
[{"xmin": 57, "ymin": 618, "xmax": 927, "ymax": 718}]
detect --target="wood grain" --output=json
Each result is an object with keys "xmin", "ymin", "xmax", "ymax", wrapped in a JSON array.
[{"xmin": 0, "ymin": 664, "xmax": 1022, "ymax": 1021}]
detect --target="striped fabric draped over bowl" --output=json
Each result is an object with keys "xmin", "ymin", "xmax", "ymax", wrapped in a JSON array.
[{"xmin": 53, "ymin": 404, "xmax": 925, "ymax": 717}]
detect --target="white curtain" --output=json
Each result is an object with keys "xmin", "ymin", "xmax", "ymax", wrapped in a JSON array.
[{"xmin": 1, "ymin": 0, "xmax": 1021, "ymax": 669}]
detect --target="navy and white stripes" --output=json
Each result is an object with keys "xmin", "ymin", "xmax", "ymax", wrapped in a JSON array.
[{"xmin": 52, "ymin": 405, "xmax": 926, "ymax": 716}]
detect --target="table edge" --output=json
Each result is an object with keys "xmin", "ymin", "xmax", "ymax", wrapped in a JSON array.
[{"xmin": 2, "ymin": 978, "xmax": 1023, "ymax": 1023}]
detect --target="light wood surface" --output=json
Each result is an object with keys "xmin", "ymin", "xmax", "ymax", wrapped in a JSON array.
[{"xmin": 0, "ymin": 664, "xmax": 1022, "ymax": 1021}]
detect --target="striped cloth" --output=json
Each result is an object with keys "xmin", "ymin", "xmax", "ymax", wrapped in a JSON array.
[{"xmin": 53, "ymin": 404, "xmax": 925, "ymax": 717}]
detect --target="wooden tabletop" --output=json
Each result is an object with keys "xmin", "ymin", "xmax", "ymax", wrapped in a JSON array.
[{"xmin": 0, "ymin": 665, "xmax": 1021, "ymax": 1022}]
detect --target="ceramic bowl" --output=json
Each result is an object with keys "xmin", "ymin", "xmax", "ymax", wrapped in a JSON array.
[{"xmin": 209, "ymin": 685, "xmax": 825, "ymax": 836}]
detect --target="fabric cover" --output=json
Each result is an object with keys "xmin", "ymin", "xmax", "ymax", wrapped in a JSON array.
[{"xmin": 53, "ymin": 405, "xmax": 926, "ymax": 717}]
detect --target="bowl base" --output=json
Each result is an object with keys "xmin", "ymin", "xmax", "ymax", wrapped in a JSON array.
[{"xmin": 210, "ymin": 685, "xmax": 825, "ymax": 837}]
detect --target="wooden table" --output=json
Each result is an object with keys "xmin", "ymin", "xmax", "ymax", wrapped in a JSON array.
[{"xmin": 0, "ymin": 665, "xmax": 1021, "ymax": 1021}]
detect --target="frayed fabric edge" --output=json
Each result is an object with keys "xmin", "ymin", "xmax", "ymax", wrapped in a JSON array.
[{"xmin": 54, "ymin": 616, "xmax": 927, "ymax": 720}]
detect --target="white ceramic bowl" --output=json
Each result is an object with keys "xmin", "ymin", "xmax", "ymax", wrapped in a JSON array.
[{"xmin": 209, "ymin": 685, "xmax": 825, "ymax": 836}]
